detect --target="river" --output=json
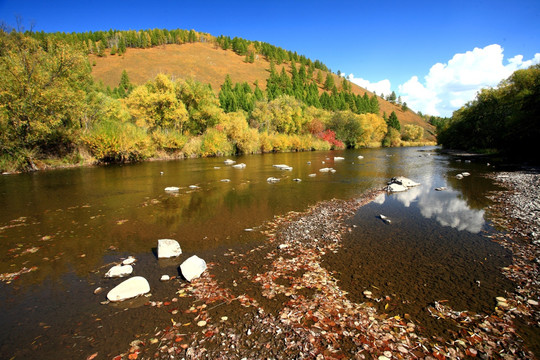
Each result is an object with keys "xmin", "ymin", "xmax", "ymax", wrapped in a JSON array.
[{"xmin": 0, "ymin": 146, "xmax": 516, "ymax": 358}]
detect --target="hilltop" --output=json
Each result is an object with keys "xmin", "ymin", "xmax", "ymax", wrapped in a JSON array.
[{"xmin": 89, "ymin": 42, "xmax": 435, "ymax": 141}]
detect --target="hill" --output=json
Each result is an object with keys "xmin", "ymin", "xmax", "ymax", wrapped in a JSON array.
[{"xmin": 90, "ymin": 42, "xmax": 436, "ymax": 141}]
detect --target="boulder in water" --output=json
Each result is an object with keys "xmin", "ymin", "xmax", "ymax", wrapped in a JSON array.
[
  {"xmin": 180, "ymin": 255, "xmax": 207, "ymax": 282},
  {"xmin": 157, "ymin": 239, "xmax": 182, "ymax": 259}
]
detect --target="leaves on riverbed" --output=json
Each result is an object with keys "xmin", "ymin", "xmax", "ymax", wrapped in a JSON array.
[{"xmin": 114, "ymin": 187, "xmax": 538, "ymax": 359}]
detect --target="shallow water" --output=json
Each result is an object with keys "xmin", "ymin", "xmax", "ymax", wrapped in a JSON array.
[{"xmin": 0, "ymin": 146, "xmax": 513, "ymax": 358}]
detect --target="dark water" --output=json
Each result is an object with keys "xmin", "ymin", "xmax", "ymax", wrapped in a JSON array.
[{"xmin": 0, "ymin": 147, "xmax": 513, "ymax": 358}]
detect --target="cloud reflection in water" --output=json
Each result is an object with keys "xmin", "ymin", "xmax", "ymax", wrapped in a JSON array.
[{"xmin": 390, "ymin": 179, "xmax": 485, "ymax": 233}]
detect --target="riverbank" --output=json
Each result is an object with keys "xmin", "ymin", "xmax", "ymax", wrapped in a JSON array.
[{"xmin": 105, "ymin": 169, "xmax": 539, "ymax": 359}]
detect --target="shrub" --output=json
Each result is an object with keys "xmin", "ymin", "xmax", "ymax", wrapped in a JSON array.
[
  {"xmin": 81, "ymin": 121, "xmax": 153, "ymax": 163},
  {"xmin": 200, "ymin": 127, "xmax": 234, "ymax": 157},
  {"xmin": 151, "ymin": 129, "xmax": 187, "ymax": 152},
  {"xmin": 182, "ymin": 136, "xmax": 202, "ymax": 158}
]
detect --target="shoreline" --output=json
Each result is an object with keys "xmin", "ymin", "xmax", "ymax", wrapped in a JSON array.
[
  {"xmin": 1, "ymin": 142, "xmax": 438, "ymax": 175},
  {"xmin": 110, "ymin": 170, "xmax": 539, "ymax": 359}
]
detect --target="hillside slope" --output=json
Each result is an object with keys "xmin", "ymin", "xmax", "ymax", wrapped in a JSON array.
[{"xmin": 90, "ymin": 43, "xmax": 435, "ymax": 141}]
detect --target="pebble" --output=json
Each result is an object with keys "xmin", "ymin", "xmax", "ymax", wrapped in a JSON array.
[
  {"xmin": 197, "ymin": 320, "xmax": 207, "ymax": 327},
  {"xmin": 160, "ymin": 275, "xmax": 170, "ymax": 282}
]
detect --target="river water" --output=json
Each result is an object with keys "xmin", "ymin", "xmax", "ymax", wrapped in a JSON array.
[{"xmin": 0, "ymin": 146, "xmax": 514, "ymax": 358}]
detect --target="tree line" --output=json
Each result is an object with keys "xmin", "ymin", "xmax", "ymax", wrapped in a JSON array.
[
  {"xmin": 437, "ymin": 65, "xmax": 539, "ymax": 160},
  {"xmin": 0, "ymin": 28, "xmax": 429, "ymax": 172}
]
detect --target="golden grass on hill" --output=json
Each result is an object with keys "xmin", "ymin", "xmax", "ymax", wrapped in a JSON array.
[{"xmin": 90, "ymin": 42, "xmax": 436, "ymax": 141}]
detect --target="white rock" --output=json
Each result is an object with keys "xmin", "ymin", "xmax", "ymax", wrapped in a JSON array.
[
  {"xmin": 224, "ymin": 159, "xmax": 236, "ymax": 165},
  {"xmin": 180, "ymin": 255, "xmax": 207, "ymax": 282},
  {"xmin": 379, "ymin": 214, "xmax": 391, "ymax": 224},
  {"xmin": 221, "ymin": 179, "xmax": 230, "ymax": 182},
  {"xmin": 122, "ymin": 256, "xmax": 136, "ymax": 265},
  {"xmin": 160, "ymin": 275, "xmax": 170, "ymax": 282},
  {"xmin": 107, "ymin": 276, "xmax": 150, "ymax": 302},
  {"xmin": 456, "ymin": 174, "xmax": 464, "ymax": 179},
  {"xmin": 213, "ymin": 166, "xmax": 221, "ymax": 169},
  {"xmin": 527, "ymin": 299, "xmax": 539, "ymax": 306},
  {"xmin": 278, "ymin": 244, "xmax": 289, "ymax": 249},
  {"xmin": 188, "ymin": 185, "xmax": 199, "ymax": 189},
  {"xmin": 105, "ymin": 264, "xmax": 133, "ymax": 278},
  {"xmin": 462, "ymin": 172, "xmax": 471, "ymax": 176},
  {"xmin": 357, "ymin": 155, "xmax": 364, "ymax": 159},
  {"xmin": 232, "ymin": 163, "xmax": 246, "ymax": 169},
  {"xmin": 319, "ymin": 167, "xmax": 333, "ymax": 173},
  {"xmin": 387, "ymin": 183, "xmax": 408, "ymax": 192},
  {"xmin": 334, "ymin": 157, "xmax": 345, "ymax": 161},
  {"xmin": 157, "ymin": 239, "xmax": 182, "ymax": 259},
  {"xmin": 164, "ymin": 186, "xmax": 180, "ymax": 192},
  {"xmin": 273, "ymin": 164, "xmax": 292, "ymax": 170},
  {"xmin": 363, "ymin": 290, "xmax": 372, "ymax": 298},
  {"xmin": 293, "ymin": 178, "xmax": 302, "ymax": 182},
  {"xmin": 392, "ymin": 176, "xmax": 420, "ymax": 187},
  {"xmin": 435, "ymin": 187, "xmax": 447, "ymax": 191},
  {"xmin": 267, "ymin": 177, "xmax": 280, "ymax": 183},
  {"xmin": 308, "ymin": 173, "xmax": 316, "ymax": 177},
  {"xmin": 330, "ymin": 169, "xmax": 336, "ymax": 173}
]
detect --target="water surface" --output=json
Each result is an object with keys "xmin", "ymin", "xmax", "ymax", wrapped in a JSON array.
[{"xmin": 0, "ymin": 147, "xmax": 512, "ymax": 358}]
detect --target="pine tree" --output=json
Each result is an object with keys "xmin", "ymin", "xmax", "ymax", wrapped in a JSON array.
[
  {"xmin": 324, "ymin": 73, "xmax": 335, "ymax": 91},
  {"xmin": 387, "ymin": 111, "xmax": 400, "ymax": 131}
]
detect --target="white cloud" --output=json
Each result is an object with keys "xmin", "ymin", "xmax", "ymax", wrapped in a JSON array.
[
  {"xmin": 347, "ymin": 74, "xmax": 392, "ymax": 97},
  {"xmin": 398, "ymin": 45, "xmax": 540, "ymax": 116}
]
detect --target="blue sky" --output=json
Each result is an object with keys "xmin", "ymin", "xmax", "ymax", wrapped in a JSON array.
[{"xmin": 1, "ymin": 0, "xmax": 539, "ymax": 116}]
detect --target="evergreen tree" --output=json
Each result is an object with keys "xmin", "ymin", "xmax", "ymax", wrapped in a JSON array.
[
  {"xmin": 324, "ymin": 73, "xmax": 335, "ymax": 91},
  {"xmin": 387, "ymin": 111, "xmax": 400, "ymax": 131}
]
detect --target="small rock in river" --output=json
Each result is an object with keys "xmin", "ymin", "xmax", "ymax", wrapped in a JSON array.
[
  {"xmin": 197, "ymin": 320, "xmax": 207, "ymax": 327},
  {"xmin": 527, "ymin": 299, "xmax": 538, "ymax": 306},
  {"xmin": 363, "ymin": 290, "xmax": 373, "ymax": 298},
  {"xmin": 157, "ymin": 239, "xmax": 182, "ymax": 258},
  {"xmin": 122, "ymin": 256, "xmax": 136, "ymax": 265},
  {"xmin": 180, "ymin": 255, "xmax": 207, "ymax": 282},
  {"xmin": 105, "ymin": 264, "xmax": 133, "ymax": 278},
  {"xmin": 160, "ymin": 275, "xmax": 170, "ymax": 282},
  {"xmin": 107, "ymin": 276, "xmax": 150, "ymax": 302}
]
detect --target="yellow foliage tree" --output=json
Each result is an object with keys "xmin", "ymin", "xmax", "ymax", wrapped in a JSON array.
[
  {"xmin": 126, "ymin": 74, "xmax": 188, "ymax": 132},
  {"xmin": 402, "ymin": 124, "xmax": 424, "ymax": 141}
]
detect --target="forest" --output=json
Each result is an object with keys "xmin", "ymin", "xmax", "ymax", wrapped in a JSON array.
[
  {"xmin": 0, "ymin": 27, "xmax": 429, "ymax": 172},
  {"xmin": 437, "ymin": 64, "xmax": 540, "ymax": 160}
]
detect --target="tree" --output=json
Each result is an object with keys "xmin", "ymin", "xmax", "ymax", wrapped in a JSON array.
[
  {"xmin": 126, "ymin": 74, "xmax": 188, "ymax": 132},
  {"xmin": 324, "ymin": 73, "xmax": 335, "ymax": 91},
  {"xmin": 402, "ymin": 124, "xmax": 424, "ymax": 141},
  {"xmin": 387, "ymin": 111, "xmax": 400, "ymax": 131},
  {"xmin": 387, "ymin": 91, "xmax": 397, "ymax": 103},
  {"xmin": 118, "ymin": 69, "xmax": 134, "ymax": 97},
  {"xmin": 0, "ymin": 31, "xmax": 91, "ymax": 169}
]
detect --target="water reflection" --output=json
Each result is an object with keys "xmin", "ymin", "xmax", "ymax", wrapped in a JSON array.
[{"xmin": 388, "ymin": 176, "xmax": 486, "ymax": 233}]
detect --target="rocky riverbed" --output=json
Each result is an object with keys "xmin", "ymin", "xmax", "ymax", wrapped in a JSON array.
[{"xmin": 104, "ymin": 169, "xmax": 540, "ymax": 359}]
